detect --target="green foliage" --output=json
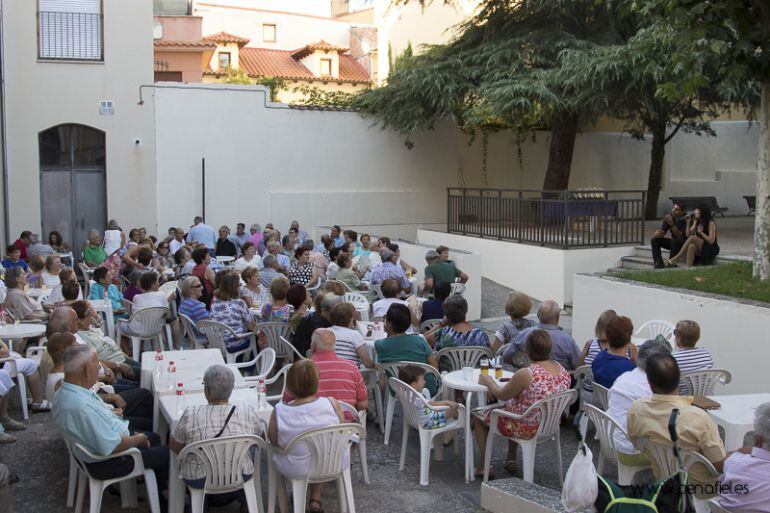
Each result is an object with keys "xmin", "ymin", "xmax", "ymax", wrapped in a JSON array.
[
  {"xmin": 291, "ymin": 85, "xmax": 360, "ymax": 108},
  {"xmin": 253, "ymin": 76, "xmax": 287, "ymax": 102},
  {"xmin": 614, "ymin": 262, "xmax": 770, "ymax": 304},
  {"xmin": 222, "ymin": 67, "xmax": 252, "ymax": 85}
]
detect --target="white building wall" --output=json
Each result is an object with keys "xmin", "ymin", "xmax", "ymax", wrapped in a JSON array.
[
  {"xmin": 195, "ymin": 0, "xmax": 333, "ymax": 18},
  {"xmin": 572, "ymin": 273, "xmax": 770, "ymax": 394},
  {"xmin": 1, "ymin": 0, "xmax": 157, "ymax": 239}
]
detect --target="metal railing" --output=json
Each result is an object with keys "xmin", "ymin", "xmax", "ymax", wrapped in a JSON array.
[
  {"xmin": 447, "ymin": 188, "xmax": 646, "ymax": 249},
  {"xmin": 38, "ymin": 11, "xmax": 103, "ymax": 61}
]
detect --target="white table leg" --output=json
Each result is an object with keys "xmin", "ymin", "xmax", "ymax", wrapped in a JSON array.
[
  {"xmin": 465, "ymin": 392, "xmax": 474, "ymax": 482},
  {"xmin": 105, "ymin": 307, "xmax": 115, "ymax": 340},
  {"xmin": 168, "ymin": 451, "xmax": 185, "ymax": 513}
]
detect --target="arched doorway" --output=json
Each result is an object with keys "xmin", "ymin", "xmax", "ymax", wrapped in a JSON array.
[{"xmin": 39, "ymin": 124, "xmax": 106, "ymax": 254}]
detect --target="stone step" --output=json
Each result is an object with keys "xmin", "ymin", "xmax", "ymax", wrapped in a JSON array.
[
  {"xmin": 631, "ymin": 246, "xmax": 750, "ymax": 264},
  {"xmin": 481, "ymin": 477, "xmax": 592, "ymax": 513},
  {"xmin": 619, "ymin": 256, "xmax": 656, "ymax": 270}
]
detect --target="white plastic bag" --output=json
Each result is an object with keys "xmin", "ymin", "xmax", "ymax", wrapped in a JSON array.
[{"xmin": 560, "ymin": 442, "xmax": 598, "ymax": 512}]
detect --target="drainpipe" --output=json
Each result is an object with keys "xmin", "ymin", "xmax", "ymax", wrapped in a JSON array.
[{"xmin": 0, "ymin": 0, "xmax": 10, "ymax": 246}]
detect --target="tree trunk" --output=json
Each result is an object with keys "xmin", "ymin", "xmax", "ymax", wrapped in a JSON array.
[
  {"xmin": 753, "ymin": 81, "xmax": 770, "ymax": 281},
  {"xmin": 542, "ymin": 114, "xmax": 579, "ymax": 191},
  {"xmin": 645, "ymin": 124, "xmax": 667, "ymax": 220}
]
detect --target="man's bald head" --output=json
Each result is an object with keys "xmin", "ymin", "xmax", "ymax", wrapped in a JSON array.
[
  {"xmin": 311, "ymin": 328, "xmax": 336, "ymax": 352},
  {"xmin": 47, "ymin": 306, "xmax": 78, "ymax": 337},
  {"xmin": 537, "ymin": 300, "xmax": 561, "ymax": 325}
]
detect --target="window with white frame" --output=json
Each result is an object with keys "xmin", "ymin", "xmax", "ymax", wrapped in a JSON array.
[
  {"xmin": 38, "ymin": 0, "xmax": 103, "ymax": 61},
  {"xmin": 218, "ymin": 52, "xmax": 231, "ymax": 70},
  {"xmin": 262, "ymin": 23, "xmax": 276, "ymax": 43},
  {"xmin": 320, "ymin": 58, "xmax": 332, "ymax": 77}
]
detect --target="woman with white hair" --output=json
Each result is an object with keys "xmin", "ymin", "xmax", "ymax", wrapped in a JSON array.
[{"xmin": 170, "ymin": 364, "xmax": 263, "ymax": 506}]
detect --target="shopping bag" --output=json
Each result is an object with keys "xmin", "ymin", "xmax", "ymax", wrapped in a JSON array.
[{"xmin": 561, "ymin": 442, "xmax": 598, "ymax": 511}]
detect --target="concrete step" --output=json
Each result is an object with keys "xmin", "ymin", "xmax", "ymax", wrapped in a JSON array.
[
  {"xmin": 631, "ymin": 246, "xmax": 750, "ymax": 264},
  {"xmin": 481, "ymin": 477, "xmax": 592, "ymax": 513},
  {"xmin": 619, "ymin": 256, "xmax": 656, "ymax": 271}
]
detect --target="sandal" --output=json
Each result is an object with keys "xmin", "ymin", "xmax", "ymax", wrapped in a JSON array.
[
  {"xmin": 503, "ymin": 460, "xmax": 517, "ymax": 474},
  {"xmin": 307, "ymin": 499, "xmax": 324, "ymax": 513}
]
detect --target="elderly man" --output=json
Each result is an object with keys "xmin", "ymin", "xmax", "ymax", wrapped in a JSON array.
[
  {"xmin": 287, "ymin": 328, "xmax": 368, "ymax": 416},
  {"xmin": 502, "ymin": 300, "xmax": 578, "ymax": 370},
  {"xmin": 290, "ymin": 220, "xmax": 309, "ymax": 246},
  {"xmin": 370, "ymin": 249, "xmax": 411, "ymax": 293},
  {"xmin": 651, "ymin": 202, "xmax": 687, "ymax": 269},
  {"xmin": 52, "ymin": 345, "xmax": 169, "ymax": 495},
  {"xmin": 232, "ymin": 223, "xmax": 250, "ymax": 248},
  {"xmin": 627, "ymin": 353, "xmax": 725, "ymax": 497},
  {"xmin": 169, "ymin": 227, "xmax": 187, "ymax": 255},
  {"xmin": 186, "ymin": 216, "xmax": 216, "ymax": 251},
  {"xmin": 719, "ymin": 402, "xmax": 770, "ymax": 512},
  {"xmin": 266, "ymin": 241, "xmax": 291, "ymax": 274},
  {"xmin": 170, "ymin": 364, "xmax": 262, "ymax": 506},
  {"xmin": 82, "ymin": 230, "xmax": 107, "ymax": 267},
  {"xmin": 27, "ymin": 233, "xmax": 55, "ymax": 260},
  {"xmin": 422, "ymin": 249, "xmax": 468, "ymax": 294},
  {"xmin": 258, "ymin": 254, "xmax": 282, "ymax": 288},
  {"xmin": 606, "ymin": 338, "xmax": 671, "ymax": 466},
  {"xmin": 215, "ymin": 226, "xmax": 238, "ymax": 258}
]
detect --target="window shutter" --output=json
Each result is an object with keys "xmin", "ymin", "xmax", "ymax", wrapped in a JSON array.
[{"xmin": 39, "ymin": 0, "xmax": 102, "ymax": 60}]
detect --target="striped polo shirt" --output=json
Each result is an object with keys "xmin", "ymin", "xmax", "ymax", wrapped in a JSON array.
[
  {"xmin": 673, "ymin": 347, "xmax": 714, "ymax": 394},
  {"xmin": 330, "ymin": 326, "xmax": 366, "ymax": 365}
]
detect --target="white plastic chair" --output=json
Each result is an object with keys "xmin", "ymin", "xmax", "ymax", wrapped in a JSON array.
[
  {"xmin": 177, "ymin": 435, "xmax": 270, "ymax": 513},
  {"xmin": 328, "ymin": 280, "xmax": 355, "ymax": 293},
  {"xmin": 449, "ymin": 283, "xmax": 466, "ymax": 297},
  {"xmin": 634, "ymin": 320, "xmax": 675, "ymax": 341},
  {"xmin": 231, "ymin": 348, "xmax": 276, "ymax": 383},
  {"xmin": 196, "ymin": 320, "xmax": 257, "ymax": 365},
  {"xmin": 338, "ymin": 402, "xmax": 371, "ymax": 485},
  {"xmin": 264, "ymin": 364, "xmax": 292, "ymax": 404},
  {"xmin": 116, "ymin": 307, "xmax": 169, "ymax": 360},
  {"xmin": 343, "ymin": 292, "xmax": 370, "ymax": 322},
  {"xmin": 121, "ymin": 298, "xmax": 133, "ymax": 317},
  {"xmin": 708, "ymin": 499, "xmax": 729, "ymax": 513},
  {"xmin": 581, "ymin": 404, "xmax": 650, "ymax": 485},
  {"xmin": 435, "ymin": 346, "xmax": 493, "ymax": 372},
  {"xmin": 419, "ymin": 319, "xmax": 441, "ymax": 334},
  {"xmin": 0, "ymin": 357, "xmax": 28, "ymax": 420},
  {"xmin": 481, "ymin": 389, "xmax": 577, "ymax": 484},
  {"xmin": 389, "ymin": 377, "xmax": 464, "ymax": 486},
  {"xmin": 380, "ymin": 362, "xmax": 442, "ymax": 446},
  {"xmin": 158, "ymin": 280, "xmax": 178, "ymax": 297},
  {"xmin": 276, "ymin": 423, "xmax": 365, "ymax": 513},
  {"xmin": 680, "ymin": 370, "xmax": 732, "ymax": 396},
  {"xmin": 572, "ymin": 365, "xmax": 594, "ymax": 411},
  {"xmin": 178, "ymin": 313, "xmax": 206, "ymax": 350},
  {"xmin": 369, "ymin": 283, "xmax": 384, "ymax": 301},
  {"xmin": 360, "ymin": 368, "xmax": 384, "ymax": 434},
  {"xmin": 36, "ymin": 289, "xmax": 53, "ymax": 307},
  {"xmin": 592, "ymin": 382, "xmax": 610, "ymax": 410},
  {"xmin": 255, "ymin": 322, "xmax": 295, "ymax": 362},
  {"xmin": 70, "ymin": 441, "xmax": 161, "ymax": 513}
]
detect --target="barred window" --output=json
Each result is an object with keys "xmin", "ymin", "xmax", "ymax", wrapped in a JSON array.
[{"xmin": 38, "ymin": 0, "xmax": 103, "ymax": 61}]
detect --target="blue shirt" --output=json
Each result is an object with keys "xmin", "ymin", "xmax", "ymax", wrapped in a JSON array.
[
  {"xmin": 420, "ymin": 299, "xmax": 444, "ymax": 323},
  {"xmin": 186, "ymin": 223, "xmax": 217, "ymax": 249},
  {"xmin": 370, "ymin": 261, "xmax": 410, "ymax": 290},
  {"xmin": 504, "ymin": 322, "xmax": 580, "ymax": 371},
  {"xmin": 52, "ymin": 382, "xmax": 129, "ymax": 462},
  {"xmin": 333, "ymin": 236, "xmax": 345, "ymax": 248},
  {"xmin": 591, "ymin": 350, "xmax": 636, "ymax": 388},
  {"xmin": 89, "ymin": 282, "xmax": 124, "ymax": 313},
  {"xmin": 1, "ymin": 258, "xmax": 28, "ymax": 271}
]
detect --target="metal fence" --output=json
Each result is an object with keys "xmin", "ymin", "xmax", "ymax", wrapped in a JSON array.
[
  {"xmin": 447, "ymin": 188, "xmax": 646, "ymax": 249},
  {"xmin": 38, "ymin": 11, "xmax": 103, "ymax": 61}
]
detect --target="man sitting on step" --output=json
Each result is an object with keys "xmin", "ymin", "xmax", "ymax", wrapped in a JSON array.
[{"xmin": 650, "ymin": 202, "xmax": 687, "ymax": 269}]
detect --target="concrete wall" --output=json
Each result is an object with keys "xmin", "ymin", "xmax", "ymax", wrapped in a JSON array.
[
  {"xmin": 2, "ymin": 0, "xmax": 157, "ymax": 239},
  {"xmin": 153, "ymin": 82, "xmax": 458, "ymax": 236},
  {"xmin": 418, "ymin": 230, "xmax": 635, "ymax": 306},
  {"xmin": 572, "ymin": 274, "xmax": 770, "ymax": 394}
]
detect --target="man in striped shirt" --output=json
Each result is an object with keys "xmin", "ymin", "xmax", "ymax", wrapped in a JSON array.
[
  {"xmin": 671, "ymin": 320, "xmax": 713, "ymax": 394},
  {"xmin": 284, "ymin": 329, "xmax": 368, "ymax": 419}
]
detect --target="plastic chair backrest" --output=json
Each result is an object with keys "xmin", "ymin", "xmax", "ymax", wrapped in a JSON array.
[
  {"xmin": 370, "ymin": 283, "xmax": 384, "ymax": 300},
  {"xmin": 178, "ymin": 313, "xmax": 202, "ymax": 343},
  {"xmin": 592, "ymin": 382, "xmax": 610, "ymax": 410},
  {"xmin": 680, "ymin": 370, "xmax": 732, "ymax": 396},
  {"xmin": 255, "ymin": 347, "xmax": 276, "ymax": 378},
  {"xmin": 634, "ymin": 320, "xmax": 675, "ymax": 341},
  {"xmin": 196, "ymin": 320, "xmax": 235, "ymax": 356},
  {"xmin": 343, "ymin": 292, "xmax": 370, "ymax": 309},
  {"xmin": 436, "ymin": 346, "xmax": 493, "ymax": 372},
  {"xmin": 159, "ymin": 280, "xmax": 178, "ymax": 297},
  {"xmin": 128, "ymin": 307, "xmax": 168, "ymax": 337},
  {"xmin": 494, "ymin": 342, "xmax": 511, "ymax": 358},
  {"xmin": 449, "ymin": 283, "xmax": 466, "ymax": 296},
  {"xmin": 419, "ymin": 319, "xmax": 441, "ymax": 334},
  {"xmin": 283, "ymin": 424, "xmax": 365, "ymax": 482},
  {"xmin": 517, "ymin": 389, "xmax": 577, "ymax": 442},
  {"xmin": 122, "ymin": 298, "xmax": 133, "ymax": 317},
  {"xmin": 582, "ymin": 403, "xmax": 627, "ymax": 461},
  {"xmin": 329, "ymin": 280, "xmax": 354, "ymax": 293},
  {"xmin": 177, "ymin": 435, "xmax": 267, "ymax": 493},
  {"xmin": 379, "ymin": 361, "xmax": 442, "ymax": 397},
  {"xmin": 337, "ymin": 401, "xmax": 364, "ymax": 425},
  {"xmin": 388, "ymin": 377, "xmax": 427, "ymax": 430},
  {"xmin": 257, "ymin": 322, "xmax": 294, "ymax": 356},
  {"xmin": 36, "ymin": 290, "xmax": 52, "ymax": 306},
  {"xmin": 635, "ymin": 437, "xmax": 681, "ymax": 479}
]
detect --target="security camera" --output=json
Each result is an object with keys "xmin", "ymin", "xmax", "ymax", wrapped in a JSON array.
[{"xmin": 132, "ymin": 138, "xmax": 143, "ymax": 148}]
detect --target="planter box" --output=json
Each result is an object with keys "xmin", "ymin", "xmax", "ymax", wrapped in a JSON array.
[{"xmin": 573, "ymin": 273, "xmax": 770, "ymax": 394}]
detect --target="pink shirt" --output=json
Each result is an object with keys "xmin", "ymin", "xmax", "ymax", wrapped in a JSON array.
[{"xmin": 719, "ymin": 447, "xmax": 770, "ymax": 513}]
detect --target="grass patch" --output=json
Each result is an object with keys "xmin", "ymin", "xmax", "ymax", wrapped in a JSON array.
[{"xmin": 613, "ymin": 261, "xmax": 770, "ymax": 304}]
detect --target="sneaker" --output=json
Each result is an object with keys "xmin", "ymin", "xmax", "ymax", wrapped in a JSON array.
[
  {"xmin": 2, "ymin": 419, "xmax": 26, "ymax": 431},
  {"xmin": 0, "ymin": 432, "xmax": 16, "ymax": 444},
  {"xmin": 31, "ymin": 400, "xmax": 51, "ymax": 412}
]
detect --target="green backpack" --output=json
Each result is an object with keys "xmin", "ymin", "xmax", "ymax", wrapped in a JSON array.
[{"xmin": 595, "ymin": 473, "xmax": 695, "ymax": 513}]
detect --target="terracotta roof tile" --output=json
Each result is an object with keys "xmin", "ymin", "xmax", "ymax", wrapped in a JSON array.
[
  {"xmin": 154, "ymin": 39, "xmax": 217, "ymax": 50},
  {"xmin": 203, "ymin": 31, "xmax": 250, "ymax": 46},
  {"xmin": 292, "ymin": 40, "xmax": 349, "ymax": 60},
  {"xmin": 234, "ymin": 47, "xmax": 371, "ymax": 83},
  {"xmin": 338, "ymin": 55, "xmax": 371, "ymax": 83}
]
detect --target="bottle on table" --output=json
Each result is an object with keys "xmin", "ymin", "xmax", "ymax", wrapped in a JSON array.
[
  {"xmin": 480, "ymin": 357, "xmax": 490, "ymax": 376},
  {"xmin": 167, "ymin": 360, "xmax": 176, "ymax": 391},
  {"xmin": 257, "ymin": 378, "xmax": 267, "ymax": 411},
  {"xmin": 153, "ymin": 348, "xmax": 164, "ymax": 387},
  {"xmin": 175, "ymin": 382, "xmax": 185, "ymax": 415}
]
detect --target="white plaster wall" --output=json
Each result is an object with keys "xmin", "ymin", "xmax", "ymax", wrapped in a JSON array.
[
  {"xmin": 2, "ymin": 0, "xmax": 157, "ymax": 239},
  {"xmin": 153, "ymin": 83, "xmax": 458, "ymax": 237},
  {"xmin": 314, "ymin": 224, "xmax": 447, "ymax": 244},
  {"xmin": 195, "ymin": 0, "xmax": 333, "ymax": 18},
  {"xmin": 572, "ymin": 274, "xmax": 770, "ymax": 394}
]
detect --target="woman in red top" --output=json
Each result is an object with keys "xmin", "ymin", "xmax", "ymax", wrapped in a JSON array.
[{"xmin": 190, "ymin": 247, "xmax": 215, "ymax": 308}]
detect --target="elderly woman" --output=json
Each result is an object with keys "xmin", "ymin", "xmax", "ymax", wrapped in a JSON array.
[
  {"xmin": 286, "ymin": 285, "xmax": 310, "ymax": 332},
  {"xmin": 178, "ymin": 276, "xmax": 209, "ymax": 343},
  {"xmin": 26, "ymin": 256, "xmax": 45, "ymax": 288},
  {"xmin": 154, "ymin": 240, "xmax": 173, "ymax": 271},
  {"xmin": 606, "ymin": 338, "xmax": 671, "ymax": 468},
  {"xmin": 473, "ymin": 329, "xmax": 571, "ymax": 478},
  {"xmin": 335, "ymin": 253, "xmax": 367, "ymax": 291},
  {"xmin": 268, "ymin": 360, "xmax": 345, "ymax": 513},
  {"xmin": 191, "ymin": 247, "xmax": 216, "ymax": 308},
  {"xmin": 329, "ymin": 302, "xmax": 375, "ymax": 368},
  {"xmin": 288, "ymin": 247, "xmax": 319, "ymax": 287},
  {"xmin": 89, "ymin": 267, "xmax": 126, "ymax": 317},
  {"xmin": 71, "ymin": 300, "xmax": 139, "ymax": 380},
  {"xmin": 234, "ymin": 242, "xmax": 261, "ymax": 272},
  {"xmin": 83, "ymin": 229, "xmax": 107, "ymax": 267},
  {"xmin": 2, "ymin": 268, "xmax": 48, "ymax": 321},
  {"xmin": 239, "ymin": 267, "xmax": 266, "ymax": 308},
  {"xmin": 44, "ymin": 268, "xmax": 82, "ymax": 306},
  {"xmin": 171, "ymin": 364, "xmax": 263, "ymax": 506},
  {"xmin": 260, "ymin": 276, "xmax": 294, "ymax": 323},
  {"xmin": 591, "ymin": 315, "xmax": 637, "ymax": 389},
  {"xmin": 41, "ymin": 255, "xmax": 63, "ymax": 288},
  {"xmin": 420, "ymin": 281, "xmax": 450, "ymax": 323},
  {"xmin": 425, "ymin": 295, "xmax": 496, "ymax": 352},
  {"xmin": 174, "ymin": 247, "xmax": 192, "ymax": 278},
  {"xmin": 494, "ymin": 290, "xmax": 535, "ymax": 348},
  {"xmin": 210, "ymin": 272, "xmax": 257, "ymax": 356}
]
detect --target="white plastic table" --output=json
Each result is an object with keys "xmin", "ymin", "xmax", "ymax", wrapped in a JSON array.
[
  {"xmin": 0, "ymin": 323, "xmax": 46, "ymax": 351},
  {"xmin": 164, "ymin": 388, "xmax": 273, "ymax": 513},
  {"xmin": 707, "ymin": 393, "xmax": 770, "ymax": 451},
  {"xmin": 88, "ymin": 299, "xmax": 115, "ymax": 339},
  {"xmin": 442, "ymin": 368, "xmax": 514, "ymax": 482},
  {"xmin": 356, "ymin": 321, "xmax": 386, "ymax": 341},
  {"xmin": 139, "ymin": 349, "xmax": 223, "ymax": 389}
]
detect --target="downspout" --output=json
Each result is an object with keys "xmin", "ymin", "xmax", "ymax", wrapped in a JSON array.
[{"xmin": 0, "ymin": 0, "xmax": 10, "ymax": 246}]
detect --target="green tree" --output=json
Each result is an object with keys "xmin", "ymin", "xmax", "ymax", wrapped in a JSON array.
[
  {"xmin": 638, "ymin": 0, "xmax": 770, "ymax": 278},
  {"xmin": 222, "ymin": 67, "xmax": 252, "ymax": 85}
]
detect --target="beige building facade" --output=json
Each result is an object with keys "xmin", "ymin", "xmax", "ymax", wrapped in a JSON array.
[{"xmin": 0, "ymin": 0, "xmax": 157, "ymax": 249}]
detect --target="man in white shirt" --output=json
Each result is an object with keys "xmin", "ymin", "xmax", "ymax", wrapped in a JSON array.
[
  {"xmin": 169, "ymin": 228, "xmax": 186, "ymax": 255},
  {"xmin": 372, "ymin": 279, "xmax": 410, "ymax": 319},
  {"xmin": 186, "ymin": 216, "xmax": 216, "ymax": 250}
]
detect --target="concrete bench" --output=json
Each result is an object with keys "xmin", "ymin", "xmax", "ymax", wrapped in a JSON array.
[
  {"xmin": 669, "ymin": 196, "xmax": 728, "ymax": 217},
  {"xmin": 481, "ymin": 477, "xmax": 592, "ymax": 513}
]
